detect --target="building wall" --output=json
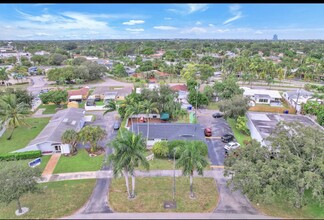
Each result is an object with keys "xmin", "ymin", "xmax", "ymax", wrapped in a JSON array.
[
  {"xmin": 84, "ymin": 105, "xmax": 106, "ymax": 111},
  {"xmin": 255, "ymin": 98, "xmax": 270, "ymax": 104},
  {"xmin": 246, "ymin": 113, "xmax": 266, "ymax": 146}
]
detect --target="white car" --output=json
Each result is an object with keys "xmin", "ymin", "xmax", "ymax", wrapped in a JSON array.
[{"xmin": 224, "ymin": 142, "xmax": 241, "ymax": 151}]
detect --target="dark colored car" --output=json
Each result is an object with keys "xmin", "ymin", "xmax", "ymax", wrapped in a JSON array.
[
  {"xmin": 221, "ymin": 134, "xmax": 234, "ymax": 143},
  {"xmin": 212, "ymin": 112, "xmax": 224, "ymax": 118},
  {"xmin": 113, "ymin": 121, "xmax": 121, "ymax": 130},
  {"xmin": 204, "ymin": 128, "xmax": 212, "ymax": 137}
]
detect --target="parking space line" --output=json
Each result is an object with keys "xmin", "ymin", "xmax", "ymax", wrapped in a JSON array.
[
  {"xmin": 210, "ymin": 165, "xmax": 224, "ymax": 169},
  {"xmin": 205, "ymin": 136, "xmax": 221, "ymax": 139}
]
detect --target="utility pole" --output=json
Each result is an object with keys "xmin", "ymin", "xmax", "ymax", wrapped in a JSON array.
[{"xmin": 172, "ymin": 148, "xmax": 176, "ymax": 202}]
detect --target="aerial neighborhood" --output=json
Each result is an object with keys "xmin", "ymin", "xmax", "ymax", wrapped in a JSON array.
[{"xmin": 0, "ymin": 4, "xmax": 324, "ymax": 219}]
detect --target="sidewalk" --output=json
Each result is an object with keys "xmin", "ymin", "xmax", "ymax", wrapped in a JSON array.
[
  {"xmin": 42, "ymin": 153, "xmax": 61, "ymax": 176},
  {"xmin": 38, "ymin": 169, "xmax": 218, "ymax": 183}
]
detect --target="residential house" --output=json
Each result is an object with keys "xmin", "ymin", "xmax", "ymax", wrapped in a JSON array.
[
  {"xmin": 67, "ymin": 86, "xmax": 90, "ymax": 100},
  {"xmin": 14, "ymin": 108, "xmax": 85, "ymax": 155},
  {"xmin": 283, "ymin": 89, "xmax": 315, "ymax": 113},
  {"xmin": 133, "ymin": 123, "xmax": 206, "ymax": 147},
  {"xmin": 246, "ymin": 112, "xmax": 323, "ymax": 147},
  {"xmin": 242, "ymin": 87, "xmax": 282, "ymax": 105},
  {"xmin": 103, "ymin": 92, "xmax": 118, "ymax": 104},
  {"xmin": 170, "ymin": 84, "xmax": 189, "ymax": 107}
]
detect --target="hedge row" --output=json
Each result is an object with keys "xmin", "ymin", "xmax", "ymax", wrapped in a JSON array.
[
  {"xmin": 0, "ymin": 150, "xmax": 42, "ymax": 161},
  {"xmin": 152, "ymin": 140, "xmax": 208, "ymax": 159}
]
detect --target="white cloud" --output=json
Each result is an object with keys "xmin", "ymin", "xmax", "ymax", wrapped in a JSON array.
[
  {"xmin": 164, "ymin": 17, "xmax": 172, "ymax": 20},
  {"xmin": 122, "ymin": 19, "xmax": 145, "ymax": 25},
  {"xmin": 153, "ymin": 26, "xmax": 177, "ymax": 30},
  {"xmin": 208, "ymin": 24, "xmax": 215, "ymax": 27},
  {"xmin": 168, "ymin": 4, "xmax": 208, "ymax": 15},
  {"xmin": 255, "ymin": 30, "xmax": 263, "ymax": 34},
  {"xmin": 195, "ymin": 21, "xmax": 202, "ymax": 25},
  {"xmin": 125, "ymin": 28, "xmax": 144, "ymax": 32},
  {"xmin": 35, "ymin": 32, "xmax": 51, "ymax": 36},
  {"xmin": 182, "ymin": 27, "xmax": 207, "ymax": 34},
  {"xmin": 187, "ymin": 4, "xmax": 209, "ymax": 14},
  {"xmin": 223, "ymin": 4, "xmax": 242, "ymax": 25}
]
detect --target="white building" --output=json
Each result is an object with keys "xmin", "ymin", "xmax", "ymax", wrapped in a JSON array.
[
  {"xmin": 242, "ymin": 87, "xmax": 282, "ymax": 105},
  {"xmin": 14, "ymin": 108, "xmax": 85, "ymax": 155},
  {"xmin": 282, "ymin": 89, "xmax": 313, "ymax": 113}
]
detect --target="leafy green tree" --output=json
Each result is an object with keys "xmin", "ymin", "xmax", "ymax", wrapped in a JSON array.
[
  {"xmin": 218, "ymin": 95, "xmax": 249, "ymax": 120},
  {"xmin": 72, "ymin": 57, "xmax": 87, "ymax": 66},
  {"xmin": 49, "ymin": 53, "xmax": 68, "ymax": 65},
  {"xmin": 180, "ymin": 63, "xmax": 198, "ymax": 81},
  {"xmin": 225, "ymin": 122, "xmax": 324, "ymax": 209},
  {"xmin": 61, "ymin": 129, "xmax": 79, "ymax": 154},
  {"xmin": 180, "ymin": 49, "xmax": 192, "ymax": 60},
  {"xmin": 176, "ymin": 141, "xmax": 209, "ymax": 198},
  {"xmin": 213, "ymin": 77, "xmax": 243, "ymax": 100},
  {"xmin": 2, "ymin": 88, "xmax": 33, "ymax": 108},
  {"xmin": 198, "ymin": 64, "xmax": 215, "ymax": 82},
  {"xmin": 188, "ymin": 90, "xmax": 209, "ymax": 108},
  {"xmin": 39, "ymin": 90, "xmax": 68, "ymax": 107},
  {"xmin": 0, "ymin": 94, "xmax": 30, "ymax": 140},
  {"xmin": 0, "ymin": 163, "xmax": 41, "ymax": 215},
  {"xmin": 112, "ymin": 63, "xmax": 127, "ymax": 77},
  {"xmin": 108, "ymin": 129, "xmax": 149, "ymax": 198},
  {"xmin": 103, "ymin": 99, "xmax": 118, "ymax": 115},
  {"xmin": 78, "ymin": 125, "xmax": 107, "ymax": 153},
  {"xmin": 203, "ymin": 85, "xmax": 214, "ymax": 101},
  {"xmin": 0, "ymin": 67, "xmax": 8, "ymax": 82}
]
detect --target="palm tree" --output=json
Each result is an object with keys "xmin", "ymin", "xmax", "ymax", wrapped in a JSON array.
[
  {"xmin": 108, "ymin": 129, "xmax": 149, "ymax": 199},
  {"xmin": 61, "ymin": 129, "xmax": 79, "ymax": 154},
  {"xmin": 0, "ymin": 94, "xmax": 30, "ymax": 140},
  {"xmin": 176, "ymin": 141, "xmax": 209, "ymax": 198},
  {"xmin": 103, "ymin": 99, "xmax": 118, "ymax": 115},
  {"xmin": 78, "ymin": 126, "xmax": 107, "ymax": 153},
  {"xmin": 141, "ymin": 100, "xmax": 159, "ymax": 143}
]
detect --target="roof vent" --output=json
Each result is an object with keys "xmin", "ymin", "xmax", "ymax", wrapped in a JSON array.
[
  {"xmin": 62, "ymin": 118, "xmax": 68, "ymax": 123},
  {"xmin": 71, "ymin": 120, "xmax": 76, "ymax": 125}
]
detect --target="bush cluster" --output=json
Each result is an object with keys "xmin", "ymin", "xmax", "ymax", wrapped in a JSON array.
[{"xmin": 0, "ymin": 150, "xmax": 42, "ymax": 161}]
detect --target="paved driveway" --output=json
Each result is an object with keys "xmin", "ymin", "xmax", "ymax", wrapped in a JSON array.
[
  {"xmin": 197, "ymin": 110, "xmax": 234, "ymax": 166},
  {"xmin": 77, "ymin": 110, "xmax": 118, "ymax": 214}
]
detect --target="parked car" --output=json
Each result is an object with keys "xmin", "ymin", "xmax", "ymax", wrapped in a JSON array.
[
  {"xmin": 224, "ymin": 142, "xmax": 240, "ymax": 151},
  {"xmin": 221, "ymin": 133, "xmax": 234, "ymax": 143},
  {"xmin": 113, "ymin": 121, "xmax": 121, "ymax": 130},
  {"xmin": 212, "ymin": 112, "xmax": 224, "ymax": 118},
  {"xmin": 204, "ymin": 128, "xmax": 212, "ymax": 137}
]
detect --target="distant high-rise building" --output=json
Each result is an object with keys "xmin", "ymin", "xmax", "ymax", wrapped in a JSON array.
[{"xmin": 273, "ymin": 34, "xmax": 278, "ymax": 41}]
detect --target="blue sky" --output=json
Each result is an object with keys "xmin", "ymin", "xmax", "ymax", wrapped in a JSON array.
[{"xmin": 0, "ymin": 3, "xmax": 323, "ymax": 40}]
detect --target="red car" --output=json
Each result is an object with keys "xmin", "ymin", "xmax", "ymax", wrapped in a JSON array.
[{"xmin": 204, "ymin": 128, "xmax": 212, "ymax": 137}]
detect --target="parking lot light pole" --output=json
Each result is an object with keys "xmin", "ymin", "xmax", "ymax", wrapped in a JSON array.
[{"xmin": 172, "ymin": 148, "xmax": 176, "ymax": 202}]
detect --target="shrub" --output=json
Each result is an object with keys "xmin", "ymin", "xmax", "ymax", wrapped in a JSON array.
[
  {"xmin": 191, "ymin": 140, "xmax": 208, "ymax": 156},
  {"xmin": 0, "ymin": 150, "xmax": 42, "ymax": 161},
  {"xmin": 168, "ymin": 140, "xmax": 186, "ymax": 159},
  {"xmin": 152, "ymin": 141, "xmax": 169, "ymax": 158}
]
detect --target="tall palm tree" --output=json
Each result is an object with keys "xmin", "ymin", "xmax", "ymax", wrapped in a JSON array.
[
  {"xmin": 176, "ymin": 141, "xmax": 209, "ymax": 198},
  {"xmin": 103, "ymin": 99, "xmax": 118, "ymax": 115},
  {"xmin": 0, "ymin": 94, "xmax": 30, "ymax": 140},
  {"xmin": 61, "ymin": 129, "xmax": 79, "ymax": 154},
  {"xmin": 108, "ymin": 130, "xmax": 149, "ymax": 199},
  {"xmin": 141, "ymin": 100, "xmax": 159, "ymax": 143}
]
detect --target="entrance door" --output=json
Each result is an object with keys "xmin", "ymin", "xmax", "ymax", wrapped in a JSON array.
[{"xmin": 54, "ymin": 145, "xmax": 61, "ymax": 153}]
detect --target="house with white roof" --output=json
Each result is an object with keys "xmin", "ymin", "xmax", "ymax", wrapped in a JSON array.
[
  {"xmin": 241, "ymin": 87, "xmax": 282, "ymax": 105},
  {"xmin": 14, "ymin": 108, "xmax": 85, "ymax": 155}
]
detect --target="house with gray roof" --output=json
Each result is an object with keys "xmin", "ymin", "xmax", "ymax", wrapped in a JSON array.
[
  {"xmin": 132, "ymin": 123, "xmax": 206, "ymax": 147},
  {"xmin": 14, "ymin": 108, "xmax": 85, "ymax": 155},
  {"xmin": 282, "ymin": 89, "xmax": 314, "ymax": 113}
]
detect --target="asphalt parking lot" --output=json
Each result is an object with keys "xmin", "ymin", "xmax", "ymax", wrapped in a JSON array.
[{"xmin": 197, "ymin": 109, "xmax": 234, "ymax": 166}]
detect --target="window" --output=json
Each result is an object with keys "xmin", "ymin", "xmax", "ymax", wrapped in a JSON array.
[{"xmin": 258, "ymin": 99, "xmax": 268, "ymax": 103}]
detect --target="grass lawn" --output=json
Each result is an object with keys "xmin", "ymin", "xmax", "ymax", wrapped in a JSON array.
[
  {"xmin": 226, "ymin": 118, "xmax": 251, "ymax": 147},
  {"xmin": 79, "ymin": 101, "xmax": 85, "ymax": 108},
  {"xmin": 0, "ymin": 155, "xmax": 51, "ymax": 173},
  {"xmin": 95, "ymin": 100, "xmax": 105, "ymax": 106},
  {"xmin": 252, "ymin": 192, "xmax": 324, "ymax": 219},
  {"xmin": 207, "ymin": 102, "xmax": 219, "ymax": 110},
  {"xmin": 0, "ymin": 117, "xmax": 50, "ymax": 154},
  {"xmin": 38, "ymin": 104, "xmax": 67, "ymax": 114},
  {"xmin": 0, "ymin": 179, "xmax": 96, "ymax": 219},
  {"xmin": 175, "ymin": 113, "xmax": 190, "ymax": 123},
  {"xmin": 109, "ymin": 177, "xmax": 218, "ymax": 212},
  {"xmin": 53, "ymin": 149, "xmax": 104, "ymax": 174}
]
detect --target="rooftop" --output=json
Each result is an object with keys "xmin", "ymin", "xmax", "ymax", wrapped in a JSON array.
[
  {"xmin": 247, "ymin": 112, "xmax": 323, "ymax": 140},
  {"xmin": 132, "ymin": 123, "xmax": 206, "ymax": 142},
  {"xmin": 242, "ymin": 87, "xmax": 282, "ymax": 99},
  {"xmin": 28, "ymin": 108, "xmax": 85, "ymax": 146}
]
